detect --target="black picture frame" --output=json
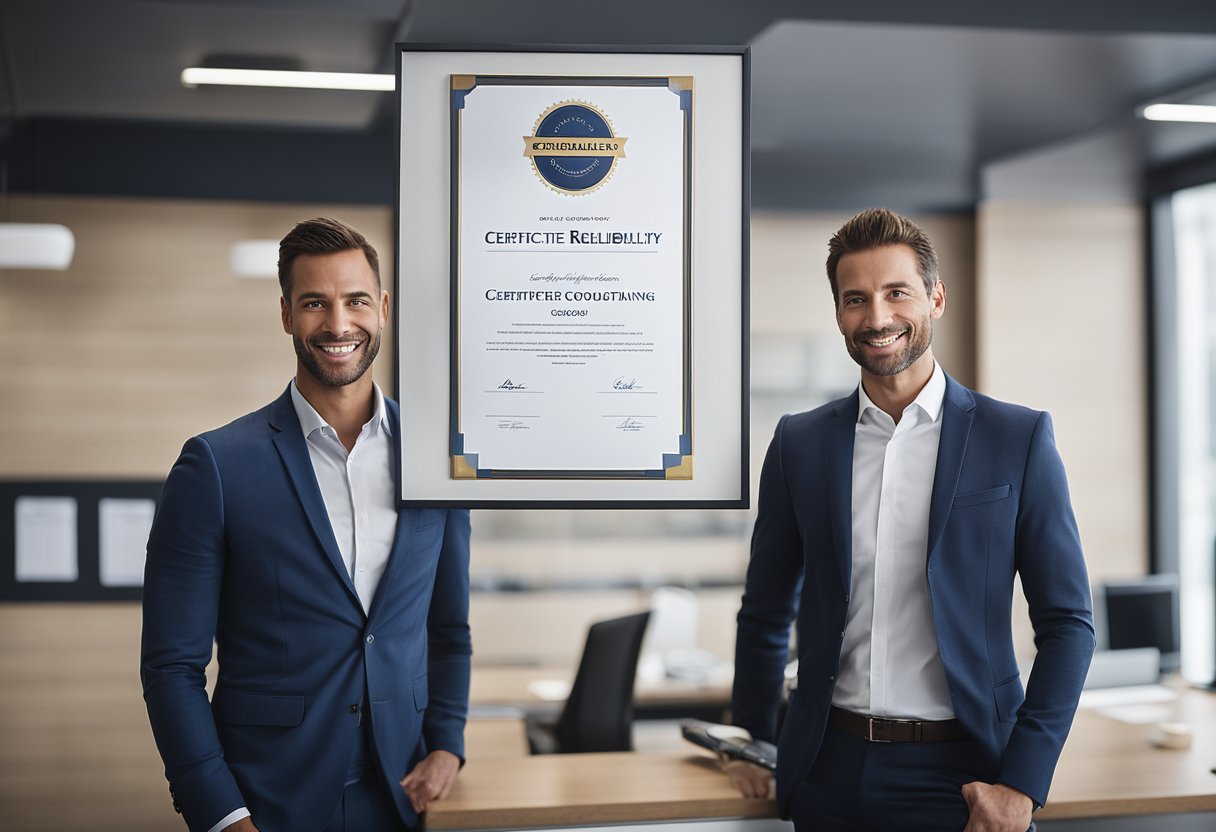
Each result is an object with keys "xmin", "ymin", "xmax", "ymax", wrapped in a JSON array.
[{"xmin": 394, "ymin": 43, "xmax": 750, "ymax": 509}]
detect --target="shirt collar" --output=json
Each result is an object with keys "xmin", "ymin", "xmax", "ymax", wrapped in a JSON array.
[
  {"xmin": 289, "ymin": 380, "xmax": 391, "ymax": 440},
  {"xmin": 857, "ymin": 361, "xmax": 946, "ymax": 424}
]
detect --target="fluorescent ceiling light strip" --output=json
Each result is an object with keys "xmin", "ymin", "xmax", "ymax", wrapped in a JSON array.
[
  {"xmin": 1141, "ymin": 103, "xmax": 1216, "ymax": 124},
  {"xmin": 181, "ymin": 67, "xmax": 393, "ymax": 92}
]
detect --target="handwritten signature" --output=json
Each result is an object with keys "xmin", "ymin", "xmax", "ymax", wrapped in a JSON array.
[
  {"xmin": 498, "ymin": 379, "xmax": 528, "ymax": 390},
  {"xmin": 616, "ymin": 418, "xmax": 644, "ymax": 431},
  {"xmin": 613, "ymin": 377, "xmax": 643, "ymax": 390},
  {"xmin": 496, "ymin": 420, "xmax": 529, "ymax": 431}
]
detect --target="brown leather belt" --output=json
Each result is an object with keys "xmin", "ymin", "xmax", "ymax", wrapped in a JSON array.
[{"xmin": 829, "ymin": 706, "xmax": 970, "ymax": 743}]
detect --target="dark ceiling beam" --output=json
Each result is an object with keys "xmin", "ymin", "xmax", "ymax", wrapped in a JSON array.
[
  {"xmin": 403, "ymin": 0, "xmax": 1216, "ymax": 44},
  {"xmin": 0, "ymin": 118, "xmax": 396, "ymax": 204}
]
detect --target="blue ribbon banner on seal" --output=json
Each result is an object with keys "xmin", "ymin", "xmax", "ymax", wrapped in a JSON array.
[{"xmin": 523, "ymin": 101, "xmax": 628, "ymax": 195}]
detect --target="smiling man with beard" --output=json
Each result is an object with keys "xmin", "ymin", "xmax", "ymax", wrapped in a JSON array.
[
  {"xmin": 142, "ymin": 218, "xmax": 471, "ymax": 832},
  {"xmin": 728, "ymin": 209, "xmax": 1094, "ymax": 832}
]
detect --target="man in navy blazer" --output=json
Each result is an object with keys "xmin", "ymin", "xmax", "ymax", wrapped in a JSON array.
[
  {"xmin": 141, "ymin": 218, "xmax": 471, "ymax": 832},
  {"xmin": 730, "ymin": 209, "xmax": 1094, "ymax": 831}
]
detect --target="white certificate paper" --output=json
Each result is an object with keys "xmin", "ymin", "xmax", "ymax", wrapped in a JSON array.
[
  {"xmin": 14, "ymin": 496, "xmax": 78, "ymax": 582},
  {"xmin": 99, "ymin": 497, "xmax": 155, "ymax": 587},
  {"xmin": 451, "ymin": 76, "xmax": 692, "ymax": 479}
]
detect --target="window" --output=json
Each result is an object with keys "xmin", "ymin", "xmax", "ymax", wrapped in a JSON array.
[{"xmin": 1153, "ymin": 175, "xmax": 1216, "ymax": 686}]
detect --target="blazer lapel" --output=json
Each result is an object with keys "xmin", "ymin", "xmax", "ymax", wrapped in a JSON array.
[
  {"xmin": 268, "ymin": 388, "xmax": 362, "ymax": 608},
  {"xmin": 926, "ymin": 376, "xmax": 976, "ymax": 564},
  {"xmin": 827, "ymin": 392, "xmax": 859, "ymax": 597}
]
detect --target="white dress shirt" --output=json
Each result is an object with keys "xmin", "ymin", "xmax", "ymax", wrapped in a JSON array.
[
  {"xmin": 289, "ymin": 380, "xmax": 398, "ymax": 615},
  {"xmin": 206, "ymin": 382, "xmax": 399, "ymax": 832},
  {"xmin": 831, "ymin": 362, "xmax": 955, "ymax": 720}
]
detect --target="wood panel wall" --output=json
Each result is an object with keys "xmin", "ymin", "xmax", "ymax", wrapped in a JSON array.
[
  {"xmin": 0, "ymin": 195, "xmax": 986, "ymax": 829},
  {"xmin": 977, "ymin": 200, "xmax": 1148, "ymax": 582},
  {"xmin": 0, "ymin": 195, "xmax": 395, "ymax": 478}
]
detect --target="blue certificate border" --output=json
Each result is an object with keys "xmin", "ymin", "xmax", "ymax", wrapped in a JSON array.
[{"xmin": 449, "ymin": 75, "xmax": 694, "ymax": 480}]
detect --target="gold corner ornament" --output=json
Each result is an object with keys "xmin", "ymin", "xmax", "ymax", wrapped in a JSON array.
[
  {"xmin": 664, "ymin": 455, "xmax": 694, "ymax": 480},
  {"xmin": 667, "ymin": 76, "xmax": 694, "ymax": 93},
  {"xmin": 450, "ymin": 74, "xmax": 477, "ymax": 91},
  {"xmin": 451, "ymin": 455, "xmax": 478, "ymax": 479}
]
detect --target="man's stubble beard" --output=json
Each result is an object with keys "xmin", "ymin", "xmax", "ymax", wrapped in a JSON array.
[{"xmin": 294, "ymin": 329, "xmax": 382, "ymax": 388}]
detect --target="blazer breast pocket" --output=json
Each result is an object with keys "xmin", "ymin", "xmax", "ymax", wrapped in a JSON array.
[{"xmin": 952, "ymin": 484, "xmax": 1011, "ymax": 510}]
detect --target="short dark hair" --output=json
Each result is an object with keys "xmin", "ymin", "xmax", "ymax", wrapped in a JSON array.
[
  {"xmin": 825, "ymin": 208, "xmax": 938, "ymax": 304},
  {"xmin": 277, "ymin": 217, "xmax": 380, "ymax": 298}
]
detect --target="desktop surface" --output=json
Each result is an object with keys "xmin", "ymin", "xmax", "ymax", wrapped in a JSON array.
[{"xmin": 440, "ymin": 685, "xmax": 1216, "ymax": 830}]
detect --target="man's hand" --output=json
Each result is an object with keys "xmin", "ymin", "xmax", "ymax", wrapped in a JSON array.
[
  {"xmin": 222, "ymin": 819, "xmax": 259, "ymax": 832},
  {"xmin": 961, "ymin": 781, "xmax": 1034, "ymax": 832},
  {"xmin": 721, "ymin": 755, "xmax": 774, "ymax": 800},
  {"xmin": 400, "ymin": 749, "xmax": 461, "ymax": 814}
]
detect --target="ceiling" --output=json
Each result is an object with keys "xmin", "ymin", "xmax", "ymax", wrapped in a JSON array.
[{"xmin": 2, "ymin": 0, "xmax": 1216, "ymax": 211}]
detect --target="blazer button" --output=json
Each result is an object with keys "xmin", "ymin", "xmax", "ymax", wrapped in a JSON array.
[
  {"xmin": 349, "ymin": 704, "xmax": 359, "ymax": 714},
  {"xmin": 366, "ymin": 634, "xmax": 375, "ymax": 644},
  {"xmin": 828, "ymin": 674, "xmax": 835, "ymax": 681}
]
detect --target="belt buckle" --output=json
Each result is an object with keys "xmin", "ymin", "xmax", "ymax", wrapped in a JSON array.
[
  {"xmin": 866, "ymin": 715, "xmax": 924, "ymax": 742},
  {"xmin": 866, "ymin": 717, "xmax": 893, "ymax": 743}
]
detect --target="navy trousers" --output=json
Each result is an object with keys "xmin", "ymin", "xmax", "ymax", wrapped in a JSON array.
[
  {"xmin": 322, "ymin": 713, "xmax": 409, "ymax": 832},
  {"xmin": 790, "ymin": 723, "xmax": 1034, "ymax": 832}
]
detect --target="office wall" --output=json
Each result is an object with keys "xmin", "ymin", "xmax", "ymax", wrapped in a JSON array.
[
  {"xmin": 0, "ymin": 196, "xmax": 396, "ymax": 829},
  {"xmin": 0, "ymin": 603, "xmax": 182, "ymax": 830},
  {"xmin": 0, "ymin": 195, "xmax": 981, "ymax": 829},
  {"xmin": 0, "ymin": 198, "xmax": 980, "ymax": 628},
  {"xmin": 0, "ymin": 197, "xmax": 980, "ymax": 665},
  {"xmin": 0, "ymin": 198, "xmax": 975, "ymax": 470},
  {"xmin": 0, "ymin": 194, "xmax": 396, "ymax": 478},
  {"xmin": 467, "ymin": 210, "xmax": 979, "ymax": 664},
  {"xmin": 751, "ymin": 211, "xmax": 977, "ymax": 388},
  {"xmin": 977, "ymin": 202, "xmax": 1148, "ymax": 581}
]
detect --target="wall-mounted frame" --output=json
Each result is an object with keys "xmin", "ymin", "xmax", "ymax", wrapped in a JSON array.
[{"xmin": 395, "ymin": 44, "xmax": 749, "ymax": 508}]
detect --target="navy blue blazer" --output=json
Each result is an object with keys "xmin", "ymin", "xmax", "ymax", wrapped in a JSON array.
[
  {"xmin": 141, "ymin": 387, "xmax": 471, "ymax": 832},
  {"xmin": 733, "ymin": 375, "xmax": 1094, "ymax": 816}
]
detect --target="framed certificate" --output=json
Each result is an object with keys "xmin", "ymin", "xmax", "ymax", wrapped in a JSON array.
[{"xmin": 396, "ymin": 45, "xmax": 748, "ymax": 508}]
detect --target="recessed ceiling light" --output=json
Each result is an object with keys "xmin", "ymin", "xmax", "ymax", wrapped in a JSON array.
[
  {"xmin": 0, "ymin": 224, "xmax": 75, "ymax": 270},
  {"xmin": 1141, "ymin": 103, "xmax": 1216, "ymax": 124},
  {"xmin": 229, "ymin": 240, "xmax": 280, "ymax": 279},
  {"xmin": 181, "ymin": 67, "xmax": 393, "ymax": 92}
]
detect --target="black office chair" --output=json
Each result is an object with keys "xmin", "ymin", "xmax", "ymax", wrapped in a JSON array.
[{"xmin": 525, "ymin": 610, "xmax": 651, "ymax": 754}]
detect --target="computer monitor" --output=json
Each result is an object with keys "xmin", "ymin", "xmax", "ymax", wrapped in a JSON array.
[{"xmin": 1102, "ymin": 575, "xmax": 1181, "ymax": 674}]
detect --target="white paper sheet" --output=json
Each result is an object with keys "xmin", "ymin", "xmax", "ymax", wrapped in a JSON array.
[
  {"xmin": 99, "ymin": 498, "xmax": 155, "ymax": 587},
  {"xmin": 14, "ymin": 496, "xmax": 78, "ymax": 582}
]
